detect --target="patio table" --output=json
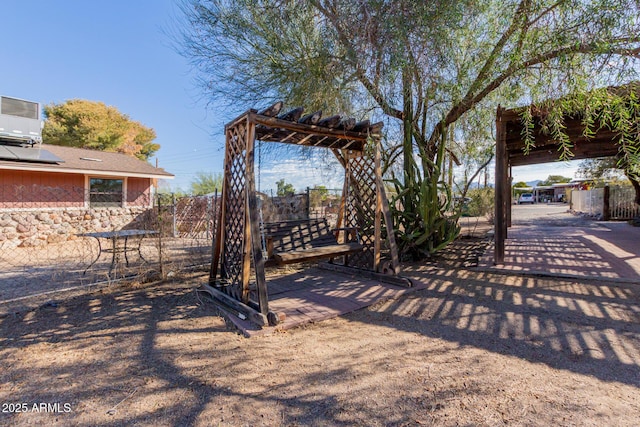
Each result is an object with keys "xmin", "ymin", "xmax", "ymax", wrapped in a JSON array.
[{"xmin": 79, "ymin": 229, "xmax": 158, "ymax": 276}]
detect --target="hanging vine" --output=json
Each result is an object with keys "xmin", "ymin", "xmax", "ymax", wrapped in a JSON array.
[{"xmin": 520, "ymin": 82, "xmax": 640, "ymax": 179}]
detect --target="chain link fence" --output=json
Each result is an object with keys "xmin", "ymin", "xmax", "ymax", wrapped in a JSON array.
[
  {"xmin": 0, "ymin": 185, "xmax": 348, "ymax": 312},
  {"xmin": 0, "ymin": 186, "xmax": 219, "ymax": 312}
]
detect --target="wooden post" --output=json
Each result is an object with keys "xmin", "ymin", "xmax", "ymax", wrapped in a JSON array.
[
  {"xmin": 378, "ymin": 162, "xmax": 401, "ymax": 273},
  {"xmin": 603, "ymin": 185, "xmax": 611, "ymax": 221},
  {"xmin": 210, "ymin": 129, "xmax": 231, "ymax": 284},
  {"xmin": 495, "ymin": 106, "xmax": 506, "ymax": 265},
  {"xmin": 507, "ymin": 165, "xmax": 512, "ymax": 228},
  {"xmin": 332, "ymin": 149, "xmax": 348, "ymax": 232},
  {"xmin": 172, "ymin": 193, "xmax": 177, "ymax": 238},
  {"xmin": 373, "ymin": 144, "xmax": 382, "ymax": 271},
  {"xmin": 244, "ymin": 115, "xmax": 269, "ymax": 315}
]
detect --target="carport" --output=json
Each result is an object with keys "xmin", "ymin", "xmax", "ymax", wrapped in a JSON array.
[{"xmin": 494, "ymin": 83, "xmax": 639, "ymax": 265}]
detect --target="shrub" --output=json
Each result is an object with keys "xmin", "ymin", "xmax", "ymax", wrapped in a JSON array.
[{"xmin": 466, "ymin": 187, "xmax": 495, "ymax": 219}]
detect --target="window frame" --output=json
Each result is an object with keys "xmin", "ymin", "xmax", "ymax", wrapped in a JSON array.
[{"xmin": 88, "ymin": 177, "xmax": 126, "ymax": 208}]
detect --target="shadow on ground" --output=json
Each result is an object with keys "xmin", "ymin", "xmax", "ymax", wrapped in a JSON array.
[
  {"xmin": 371, "ymin": 265, "xmax": 640, "ymax": 386},
  {"xmin": 1, "ymin": 218, "xmax": 639, "ymax": 425}
]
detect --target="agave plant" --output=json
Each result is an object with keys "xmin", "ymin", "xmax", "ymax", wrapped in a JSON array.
[{"xmin": 388, "ymin": 127, "xmax": 461, "ymax": 260}]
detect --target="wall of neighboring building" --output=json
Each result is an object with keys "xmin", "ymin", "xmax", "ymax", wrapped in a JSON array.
[
  {"xmin": 127, "ymin": 177, "xmax": 152, "ymax": 207},
  {"xmin": 0, "ymin": 170, "xmax": 155, "ymax": 248},
  {"xmin": 0, "ymin": 170, "xmax": 84, "ymax": 208}
]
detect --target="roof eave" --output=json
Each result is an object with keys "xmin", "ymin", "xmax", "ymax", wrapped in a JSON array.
[{"xmin": 0, "ymin": 163, "xmax": 174, "ymax": 179}]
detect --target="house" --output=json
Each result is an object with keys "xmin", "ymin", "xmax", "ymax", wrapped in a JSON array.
[
  {"xmin": 0, "ymin": 143, "xmax": 173, "ymax": 247},
  {"xmin": 0, "ymin": 143, "xmax": 173, "ymax": 209}
]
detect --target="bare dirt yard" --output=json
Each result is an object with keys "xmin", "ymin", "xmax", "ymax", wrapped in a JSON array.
[{"xmin": 1, "ymin": 223, "xmax": 639, "ymax": 426}]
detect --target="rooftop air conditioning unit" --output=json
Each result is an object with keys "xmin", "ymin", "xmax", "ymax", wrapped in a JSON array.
[{"xmin": 0, "ymin": 95, "xmax": 43, "ymax": 146}]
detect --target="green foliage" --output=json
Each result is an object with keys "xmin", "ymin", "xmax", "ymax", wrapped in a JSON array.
[
  {"xmin": 180, "ymin": 0, "xmax": 640, "ymax": 258},
  {"xmin": 190, "ymin": 172, "xmax": 223, "ymax": 195},
  {"xmin": 520, "ymin": 84, "xmax": 640, "ymax": 181},
  {"xmin": 388, "ymin": 130, "xmax": 460, "ymax": 260},
  {"xmin": 42, "ymin": 99, "xmax": 159, "ymax": 160},
  {"xmin": 538, "ymin": 175, "xmax": 571, "ymax": 186},
  {"xmin": 513, "ymin": 181, "xmax": 529, "ymax": 188},
  {"xmin": 466, "ymin": 187, "xmax": 495, "ymax": 218},
  {"xmin": 309, "ymin": 185, "xmax": 329, "ymax": 207},
  {"xmin": 577, "ymin": 157, "xmax": 627, "ymax": 181},
  {"xmin": 276, "ymin": 179, "xmax": 295, "ymax": 196}
]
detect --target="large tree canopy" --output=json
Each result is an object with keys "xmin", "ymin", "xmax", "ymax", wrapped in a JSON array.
[
  {"xmin": 43, "ymin": 99, "xmax": 159, "ymax": 160},
  {"xmin": 179, "ymin": 0, "xmax": 640, "ymax": 258}
]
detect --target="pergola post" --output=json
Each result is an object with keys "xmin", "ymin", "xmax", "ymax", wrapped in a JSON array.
[
  {"xmin": 507, "ymin": 165, "xmax": 512, "ymax": 227},
  {"xmin": 495, "ymin": 106, "xmax": 507, "ymax": 265},
  {"xmin": 208, "ymin": 104, "xmax": 407, "ymax": 326}
]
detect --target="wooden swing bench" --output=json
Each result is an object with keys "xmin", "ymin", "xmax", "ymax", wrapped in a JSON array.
[{"xmin": 262, "ymin": 218, "xmax": 363, "ymax": 266}]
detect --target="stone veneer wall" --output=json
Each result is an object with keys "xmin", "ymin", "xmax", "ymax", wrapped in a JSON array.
[{"xmin": 0, "ymin": 207, "xmax": 152, "ymax": 249}]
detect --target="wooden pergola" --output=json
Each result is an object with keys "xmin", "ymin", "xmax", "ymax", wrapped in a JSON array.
[
  {"xmin": 207, "ymin": 103, "xmax": 405, "ymax": 326},
  {"xmin": 494, "ymin": 106, "xmax": 621, "ymax": 264}
]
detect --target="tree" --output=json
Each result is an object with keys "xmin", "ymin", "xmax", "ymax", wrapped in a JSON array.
[
  {"xmin": 309, "ymin": 185, "xmax": 329, "ymax": 208},
  {"xmin": 179, "ymin": 0, "xmax": 640, "ymax": 258},
  {"xmin": 520, "ymin": 84, "xmax": 640, "ymax": 207},
  {"xmin": 43, "ymin": 99, "xmax": 159, "ymax": 160},
  {"xmin": 190, "ymin": 171, "xmax": 223, "ymax": 195},
  {"xmin": 276, "ymin": 179, "xmax": 295, "ymax": 197},
  {"xmin": 578, "ymin": 157, "xmax": 640, "ymax": 206},
  {"xmin": 578, "ymin": 158, "xmax": 627, "ymax": 182},
  {"xmin": 538, "ymin": 175, "xmax": 571, "ymax": 186}
]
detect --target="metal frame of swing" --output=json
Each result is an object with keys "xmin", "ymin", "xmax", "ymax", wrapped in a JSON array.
[{"xmin": 207, "ymin": 105, "xmax": 406, "ymax": 326}]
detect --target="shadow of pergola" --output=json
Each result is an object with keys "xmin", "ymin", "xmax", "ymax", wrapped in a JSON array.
[
  {"xmin": 371, "ymin": 265, "xmax": 640, "ymax": 386},
  {"xmin": 0, "ymin": 261, "xmax": 639, "ymax": 425}
]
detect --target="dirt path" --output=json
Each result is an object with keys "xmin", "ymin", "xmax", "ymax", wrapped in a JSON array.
[{"xmin": 1, "ymin": 261, "xmax": 639, "ymax": 426}]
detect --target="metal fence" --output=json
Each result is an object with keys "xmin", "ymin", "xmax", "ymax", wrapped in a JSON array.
[
  {"xmin": 0, "ymin": 186, "xmax": 342, "ymax": 311},
  {"xmin": 571, "ymin": 186, "xmax": 639, "ymax": 220},
  {"xmin": 571, "ymin": 188, "xmax": 605, "ymax": 217},
  {"xmin": 0, "ymin": 189, "xmax": 219, "ymax": 312},
  {"xmin": 608, "ymin": 186, "xmax": 640, "ymax": 220}
]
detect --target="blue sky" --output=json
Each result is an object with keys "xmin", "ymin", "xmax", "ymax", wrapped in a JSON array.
[
  {"xmin": 1, "ymin": 1, "xmax": 579, "ymax": 193},
  {"xmin": 1, "ymin": 0, "xmax": 224, "ymax": 191}
]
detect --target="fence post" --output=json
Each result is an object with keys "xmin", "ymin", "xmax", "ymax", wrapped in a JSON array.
[
  {"xmin": 158, "ymin": 195, "xmax": 165, "ymax": 279},
  {"xmin": 603, "ymin": 185, "xmax": 610, "ymax": 221},
  {"xmin": 306, "ymin": 187, "xmax": 310, "ymax": 218},
  {"xmin": 172, "ymin": 193, "xmax": 177, "ymax": 238}
]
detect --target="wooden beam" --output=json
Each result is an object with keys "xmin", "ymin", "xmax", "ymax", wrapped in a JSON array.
[
  {"xmin": 495, "ymin": 106, "xmax": 506, "ymax": 265},
  {"xmin": 317, "ymin": 262, "xmax": 413, "ymax": 288},
  {"xmin": 376, "ymin": 140, "xmax": 401, "ymax": 274},
  {"xmin": 199, "ymin": 284, "xmax": 267, "ymax": 327},
  {"xmin": 277, "ymin": 107, "xmax": 304, "ymax": 122},
  {"xmin": 298, "ymin": 110, "xmax": 322, "ymax": 124},
  {"xmin": 374, "ymin": 141, "xmax": 382, "ymax": 272},
  {"xmin": 317, "ymin": 114, "xmax": 341, "ymax": 128},
  {"xmin": 258, "ymin": 101, "xmax": 283, "ymax": 117},
  {"xmin": 251, "ymin": 113, "xmax": 372, "ymax": 141},
  {"xmin": 245, "ymin": 120, "xmax": 270, "ymax": 315},
  {"xmin": 508, "ymin": 143, "xmax": 620, "ymax": 166}
]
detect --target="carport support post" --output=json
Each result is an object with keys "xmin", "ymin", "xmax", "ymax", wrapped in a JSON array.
[
  {"xmin": 603, "ymin": 185, "xmax": 611, "ymax": 221},
  {"xmin": 494, "ymin": 107, "xmax": 507, "ymax": 265},
  {"xmin": 507, "ymin": 166, "xmax": 512, "ymax": 228}
]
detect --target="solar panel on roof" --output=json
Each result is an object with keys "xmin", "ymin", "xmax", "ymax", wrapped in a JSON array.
[
  {"xmin": 0, "ymin": 145, "xmax": 64, "ymax": 164},
  {"xmin": 0, "ymin": 145, "xmax": 19, "ymax": 160}
]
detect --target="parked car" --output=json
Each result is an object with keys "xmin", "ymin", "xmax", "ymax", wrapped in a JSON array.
[{"xmin": 518, "ymin": 193, "xmax": 535, "ymax": 204}]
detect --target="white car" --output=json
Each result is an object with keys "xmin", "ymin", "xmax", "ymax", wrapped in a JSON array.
[{"xmin": 518, "ymin": 193, "xmax": 535, "ymax": 204}]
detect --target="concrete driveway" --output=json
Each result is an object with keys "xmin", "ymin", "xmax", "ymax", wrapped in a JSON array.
[{"xmin": 479, "ymin": 203, "xmax": 640, "ymax": 282}]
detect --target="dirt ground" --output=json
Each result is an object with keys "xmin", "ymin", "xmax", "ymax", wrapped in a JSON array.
[{"xmin": 1, "ymin": 222, "xmax": 639, "ymax": 426}]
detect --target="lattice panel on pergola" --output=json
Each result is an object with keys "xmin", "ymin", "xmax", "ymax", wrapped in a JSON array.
[
  {"xmin": 210, "ymin": 105, "xmax": 404, "ymax": 326},
  {"xmin": 344, "ymin": 154, "xmax": 378, "ymax": 270},
  {"xmin": 220, "ymin": 122, "xmax": 249, "ymax": 302}
]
